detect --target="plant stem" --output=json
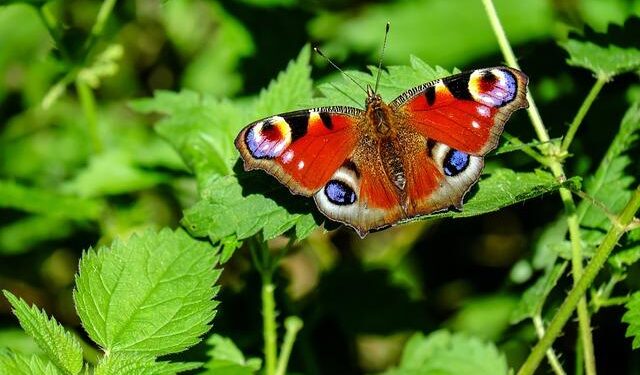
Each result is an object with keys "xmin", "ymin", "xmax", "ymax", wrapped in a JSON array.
[
  {"xmin": 276, "ymin": 317, "xmax": 304, "ymax": 375},
  {"xmin": 518, "ymin": 186, "xmax": 640, "ymax": 375},
  {"xmin": 555, "ymin": 180, "xmax": 597, "ymax": 375},
  {"xmin": 263, "ymin": 282, "xmax": 278, "ymax": 375},
  {"xmin": 75, "ymin": 80, "xmax": 103, "ymax": 153},
  {"xmin": 480, "ymin": 0, "xmax": 549, "ymax": 144},
  {"xmin": 533, "ymin": 315, "xmax": 567, "ymax": 375},
  {"xmin": 481, "ymin": 2, "xmax": 601, "ymax": 373},
  {"xmin": 561, "ymin": 76, "xmax": 608, "ymax": 152}
]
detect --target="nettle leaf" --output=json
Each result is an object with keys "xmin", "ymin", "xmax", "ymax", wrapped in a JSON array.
[
  {"xmin": 308, "ymin": 57, "xmax": 454, "ymax": 108},
  {"xmin": 510, "ymin": 262, "xmax": 568, "ymax": 324},
  {"xmin": 202, "ymin": 334, "xmax": 262, "ymax": 375},
  {"xmin": 131, "ymin": 90, "xmax": 244, "ymax": 181},
  {"xmin": 0, "ymin": 351, "xmax": 62, "ymax": 375},
  {"xmin": 2, "ymin": 291, "xmax": 83, "ymax": 374},
  {"xmin": 253, "ymin": 44, "xmax": 312, "ymax": 117},
  {"xmin": 560, "ymin": 17, "xmax": 640, "ymax": 78},
  {"xmin": 577, "ymin": 104, "xmax": 640, "ymax": 248},
  {"xmin": 623, "ymin": 292, "xmax": 640, "ymax": 349},
  {"xmin": 95, "ymin": 352, "xmax": 201, "ymax": 375},
  {"xmin": 74, "ymin": 228, "xmax": 220, "ymax": 355},
  {"xmin": 0, "ymin": 180, "xmax": 104, "ymax": 220},
  {"xmin": 182, "ymin": 172, "xmax": 320, "ymax": 244},
  {"xmin": 610, "ymin": 229, "xmax": 640, "ymax": 270},
  {"xmin": 425, "ymin": 169, "xmax": 575, "ymax": 221},
  {"xmin": 384, "ymin": 330, "xmax": 509, "ymax": 375}
]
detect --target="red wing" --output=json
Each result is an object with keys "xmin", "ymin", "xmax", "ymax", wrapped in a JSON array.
[
  {"xmin": 391, "ymin": 67, "xmax": 528, "ymax": 155},
  {"xmin": 235, "ymin": 107, "xmax": 362, "ymax": 196}
]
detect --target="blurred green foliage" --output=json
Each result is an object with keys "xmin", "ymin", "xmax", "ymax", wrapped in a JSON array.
[{"xmin": 0, "ymin": 0, "xmax": 639, "ymax": 374}]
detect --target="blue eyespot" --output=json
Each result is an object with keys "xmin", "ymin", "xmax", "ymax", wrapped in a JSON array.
[
  {"xmin": 324, "ymin": 180, "xmax": 356, "ymax": 205},
  {"xmin": 443, "ymin": 149, "xmax": 470, "ymax": 176}
]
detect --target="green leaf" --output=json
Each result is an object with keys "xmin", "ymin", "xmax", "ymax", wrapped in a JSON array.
[
  {"xmin": 182, "ymin": 173, "xmax": 319, "ymax": 243},
  {"xmin": 623, "ymin": 292, "xmax": 640, "ymax": 349},
  {"xmin": 384, "ymin": 330, "xmax": 509, "ymax": 375},
  {"xmin": 95, "ymin": 352, "xmax": 201, "ymax": 375},
  {"xmin": 510, "ymin": 262, "xmax": 568, "ymax": 324},
  {"xmin": 0, "ymin": 328, "xmax": 41, "ymax": 354},
  {"xmin": 253, "ymin": 45, "xmax": 312, "ymax": 118},
  {"xmin": 202, "ymin": 334, "xmax": 261, "ymax": 375},
  {"xmin": 2, "ymin": 291, "xmax": 83, "ymax": 375},
  {"xmin": 0, "ymin": 180, "xmax": 104, "ymax": 220},
  {"xmin": 560, "ymin": 18, "xmax": 640, "ymax": 78},
  {"xmin": 63, "ymin": 151, "xmax": 167, "ymax": 197},
  {"xmin": 307, "ymin": 58, "xmax": 454, "ymax": 108},
  {"xmin": 425, "ymin": 169, "xmax": 576, "ymax": 221},
  {"xmin": 577, "ymin": 103, "xmax": 640, "ymax": 247},
  {"xmin": 0, "ymin": 351, "xmax": 63, "ymax": 375},
  {"xmin": 131, "ymin": 90, "xmax": 244, "ymax": 181},
  {"xmin": 73, "ymin": 228, "xmax": 220, "ymax": 355}
]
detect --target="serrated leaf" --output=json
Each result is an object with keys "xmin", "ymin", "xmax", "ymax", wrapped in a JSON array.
[
  {"xmin": 253, "ymin": 45, "xmax": 312, "ymax": 117},
  {"xmin": 307, "ymin": 59, "xmax": 454, "ymax": 109},
  {"xmin": 3, "ymin": 291, "xmax": 83, "ymax": 374},
  {"xmin": 510, "ymin": 262, "xmax": 568, "ymax": 324},
  {"xmin": 63, "ymin": 151, "xmax": 167, "ymax": 197},
  {"xmin": 424, "ymin": 169, "xmax": 575, "ymax": 221},
  {"xmin": 131, "ymin": 90, "xmax": 244, "ymax": 181},
  {"xmin": 0, "ymin": 351, "xmax": 63, "ymax": 375},
  {"xmin": 182, "ymin": 172, "xmax": 319, "ymax": 243},
  {"xmin": 0, "ymin": 180, "xmax": 104, "ymax": 220},
  {"xmin": 577, "ymin": 104, "xmax": 640, "ymax": 248},
  {"xmin": 202, "ymin": 334, "xmax": 261, "ymax": 375},
  {"xmin": 95, "ymin": 352, "xmax": 201, "ymax": 375},
  {"xmin": 623, "ymin": 292, "xmax": 640, "ymax": 349},
  {"xmin": 73, "ymin": 228, "xmax": 220, "ymax": 355},
  {"xmin": 560, "ymin": 17, "xmax": 640, "ymax": 78},
  {"xmin": 384, "ymin": 330, "xmax": 509, "ymax": 375}
]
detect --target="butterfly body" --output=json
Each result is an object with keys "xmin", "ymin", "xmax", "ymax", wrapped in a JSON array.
[{"xmin": 235, "ymin": 67, "xmax": 529, "ymax": 237}]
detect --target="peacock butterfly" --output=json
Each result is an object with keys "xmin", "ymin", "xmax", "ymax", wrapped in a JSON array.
[{"xmin": 235, "ymin": 52, "xmax": 528, "ymax": 237}]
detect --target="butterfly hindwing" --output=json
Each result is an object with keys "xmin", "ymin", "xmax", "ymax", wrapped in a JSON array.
[{"xmin": 391, "ymin": 67, "xmax": 529, "ymax": 155}]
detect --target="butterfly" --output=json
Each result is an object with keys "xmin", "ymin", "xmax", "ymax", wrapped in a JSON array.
[{"xmin": 235, "ymin": 65, "xmax": 529, "ymax": 237}]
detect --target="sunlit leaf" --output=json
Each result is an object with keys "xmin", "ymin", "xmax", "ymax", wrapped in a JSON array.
[
  {"xmin": 74, "ymin": 228, "xmax": 220, "ymax": 355},
  {"xmin": 0, "ymin": 351, "xmax": 62, "ymax": 375},
  {"xmin": 3, "ymin": 291, "xmax": 83, "ymax": 374},
  {"xmin": 94, "ymin": 352, "xmax": 201, "ymax": 375},
  {"xmin": 384, "ymin": 330, "xmax": 509, "ymax": 375},
  {"xmin": 560, "ymin": 18, "xmax": 640, "ymax": 78},
  {"xmin": 202, "ymin": 334, "xmax": 261, "ymax": 375},
  {"xmin": 623, "ymin": 292, "xmax": 640, "ymax": 349}
]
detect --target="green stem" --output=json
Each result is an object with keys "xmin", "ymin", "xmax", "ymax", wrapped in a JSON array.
[
  {"xmin": 561, "ymin": 77, "xmax": 608, "ymax": 152},
  {"xmin": 596, "ymin": 296, "xmax": 630, "ymax": 308},
  {"xmin": 276, "ymin": 317, "xmax": 303, "ymax": 375},
  {"xmin": 517, "ymin": 186, "xmax": 640, "ymax": 375},
  {"xmin": 533, "ymin": 315, "xmax": 567, "ymax": 375},
  {"xmin": 84, "ymin": 0, "xmax": 118, "ymax": 55},
  {"xmin": 481, "ymin": 2, "xmax": 603, "ymax": 373},
  {"xmin": 75, "ymin": 79, "xmax": 103, "ymax": 153},
  {"xmin": 555, "ymin": 181, "xmax": 597, "ymax": 375},
  {"xmin": 263, "ymin": 282, "xmax": 278, "ymax": 375},
  {"xmin": 480, "ymin": 0, "xmax": 549, "ymax": 144}
]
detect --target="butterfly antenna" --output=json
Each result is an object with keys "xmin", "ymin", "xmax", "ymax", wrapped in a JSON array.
[
  {"xmin": 373, "ymin": 22, "xmax": 390, "ymax": 94},
  {"xmin": 314, "ymin": 46, "xmax": 367, "ymax": 94}
]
